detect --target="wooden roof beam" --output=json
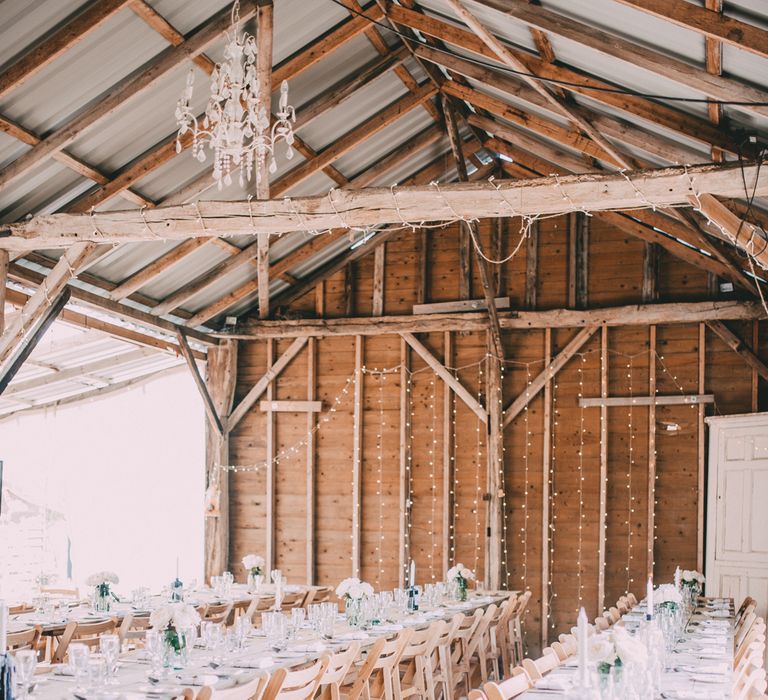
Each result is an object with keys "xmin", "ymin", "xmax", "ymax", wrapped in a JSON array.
[
  {"xmin": 613, "ymin": 0, "xmax": 768, "ymax": 61},
  {"xmin": 706, "ymin": 320, "xmax": 768, "ymax": 381},
  {"xmin": 388, "ymin": 3, "xmax": 741, "ymax": 155},
  {"xmin": 442, "ymin": 0, "xmax": 634, "ymax": 169}
]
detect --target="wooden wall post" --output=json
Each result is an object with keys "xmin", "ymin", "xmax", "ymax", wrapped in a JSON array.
[
  {"xmin": 598, "ymin": 326, "xmax": 608, "ymax": 612},
  {"xmin": 204, "ymin": 338, "xmax": 238, "ymax": 582},
  {"xmin": 486, "ymin": 336, "xmax": 504, "ymax": 590},
  {"xmin": 265, "ymin": 340, "xmax": 276, "ymax": 572},
  {"xmin": 306, "ymin": 336, "xmax": 316, "ymax": 584},
  {"xmin": 541, "ymin": 328, "xmax": 552, "ymax": 648},
  {"xmin": 399, "ymin": 337, "xmax": 410, "ymax": 587},
  {"xmin": 443, "ymin": 331, "xmax": 454, "ymax": 574},
  {"xmin": 697, "ymin": 323, "xmax": 706, "ymax": 570},
  {"xmin": 525, "ymin": 222, "xmax": 538, "ymax": 310},
  {"xmin": 373, "ymin": 243, "xmax": 385, "ymax": 316}
]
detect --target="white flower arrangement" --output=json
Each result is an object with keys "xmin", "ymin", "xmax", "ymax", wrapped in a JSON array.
[
  {"xmin": 335, "ymin": 577, "xmax": 374, "ymax": 600},
  {"xmin": 86, "ymin": 571, "xmax": 119, "ymax": 586},
  {"xmin": 590, "ymin": 627, "xmax": 648, "ymax": 673},
  {"xmin": 242, "ymin": 554, "xmax": 265, "ymax": 575},
  {"xmin": 682, "ymin": 569, "xmax": 705, "ymax": 593},
  {"xmin": 446, "ymin": 563, "xmax": 476, "ymax": 583},
  {"xmin": 656, "ymin": 583, "xmax": 683, "ymax": 608},
  {"xmin": 149, "ymin": 602, "xmax": 201, "ymax": 632}
]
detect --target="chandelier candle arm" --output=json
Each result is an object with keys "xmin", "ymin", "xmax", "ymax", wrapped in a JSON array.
[{"xmin": 175, "ymin": 0, "xmax": 295, "ymax": 190}]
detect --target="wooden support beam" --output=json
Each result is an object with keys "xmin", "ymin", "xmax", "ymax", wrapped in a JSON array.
[
  {"xmin": 568, "ymin": 212, "xmax": 589, "ymax": 309},
  {"xmin": 0, "ymin": 289, "xmax": 70, "ymax": 395},
  {"xmin": 352, "ymin": 335, "xmax": 363, "ymax": 577},
  {"xmin": 525, "ymin": 223, "xmax": 538, "ymax": 310},
  {"xmin": 227, "ymin": 336, "xmax": 308, "ymax": 430},
  {"xmin": 0, "ymin": 250, "xmax": 7, "ymax": 335},
  {"xmin": 642, "ymin": 243, "xmax": 660, "ymax": 303},
  {"xmin": 259, "ymin": 400, "xmax": 322, "ymax": 413},
  {"xmin": 697, "ymin": 323, "xmax": 705, "ymax": 571},
  {"xmin": 372, "ymin": 244, "xmax": 385, "ymax": 317},
  {"xmin": 412, "ymin": 298, "xmax": 510, "ymax": 315},
  {"xmin": 647, "ymin": 325, "xmax": 657, "ymax": 578},
  {"xmin": 265, "ymin": 340, "xmax": 276, "ymax": 574},
  {"xmin": 175, "ymin": 328, "xmax": 225, "ymax": 436},
  {"xmin": 694, "ymin": 194, "xmax": 768, "ymax": 272},
  {"xmin": 0, "ymin": 3, "xmax": 258, "ymax": 192},
  {"xmin": 306, "ymin": 337, "xmax": 316, "ymax": 585},
  {"xmin": 0, "ymin": 243, "xmax": 97, "ymax": 365},
  {"xmin": 486, "ymin": 339, "xmax": 504, "ymax": 589},
  {"xmin": 579, "ymin": 394, "xmax": 715, "ymax": 408},
  {"xmin": 541, "ymin": 328, "xmax": 552, "ymax": 649},
  {"xmin": 706, "ymin": 320, "xmax": 768, "ymax": 381},
  {"xmin": 503, "ymin": 326, "xmax": 599, "ymax": 427},
  {"xmin": 613, "ymin": 0, "xmax": 768, "ymax": 61},
  {"xmin": 401, "ymin": 332, "xmax": 488, "ymax": 422},
  {"xmin": 598, "ymin": 326, "xmax": 608, "ymax": 614},
  {"xmin": 442, "ymin": 0, "xmax": 634, "ymax": 168},
  {"xmin": 7, "ymin": 161, "xmax": 765, "ymax": 251},
  {"xmin": 0, "ymin": 0, "xmax": 134, "ymax": 101},
  {"xmin": 231, "ymin": 300, "xmax": 766, "ymax": 338}
]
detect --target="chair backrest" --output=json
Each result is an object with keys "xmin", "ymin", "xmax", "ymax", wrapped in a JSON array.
[
  {"xmin": 52, "ymin": 618, "xmax": 118, "ymax": 663},
  {"xmin": 735, "ymin": 662, "xmax": 767, "ymax": 700},
  {"xmin": 593, "ymin": 617, "xmax": 609, "ymax": 631},
  {"xmin": 9, "ymin": 604, "xmax": 33, "ymax": 615},
  {"xmin": 626, "ymin": 593, "xmax": 638, "ymax": 607},
  {"xmin": 511, "ymin": 592, "xmax": 532, "ymax": 620},
  {"xmin": 280, "ymin": 591, "xmax": 305, "ymax": 610},
  {"xmin": 263, "ymin": 655, "xmax": 329, "ymax": 700},
  {"xmin": 482, "ymin": 673, "xmax": 531, "ymax": 700},
  {"xmin": 549, "ymin": 642, "xmax": 569, "ymax": 661},
  {"xmin": 120, "ymin": 614, "xmax": 153, "ymax": 645},
  {"xmin": 322, "ymin": 641, "xmax": 361, "ymax": 687},
  {"xmin": 6, "ymin": 626, "xmax": 42, "ymax": 654},
  {"xmin": 341, "ymin": 637, "xmax": 386, "ymax": 700},
  {"xmin": 401, "ymin": 621, "xmax": 444, "ymax": 661},
  {"xmin": 311, "ymin": 587, "xmax": 334, "ymax": 604},
  {"xmin": 737, "ymin": 612, "xmax": 758, "ymax": 648},
  {"xmin": 738, "ymin": 597, "xmax": 757, "ymax": 618},
  {"xmin": 467, "ymin": 690, "xmax": 486, "ymax": 700},
  {"xmin": 606, "ymin": 607, "xmax": 620, "ymax": 623},
  {"xmin": 205, "ymin": 602, "xmax": 234, "ymax": 624},
  {"xmin": 245, "ymin": 596, "xmax": 275, "ymax": 625},
  {"xmin": 521, "ymin": 649, "xmax": 560, "ymax": 681},
  {"xmin": 40, "ymin": 586, "xmax": 79, "ymax": 599},
  {"xmin": 212, "ymin": 672, "xmax": 270, "ymax": 700},
  {"xmin": 466, "ymin": 605, "xmax": 497, "ymax": 657},
  {"xmin": 374, "ymin": 629, "xmax": 414, "ymax": 671}
]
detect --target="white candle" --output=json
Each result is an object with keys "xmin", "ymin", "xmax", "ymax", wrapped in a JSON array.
[
  {"xmin": 674, "ymin": 566, "xmax": 681, "ymax": 591},
  {"xmin": 409, "ymin": 560, "xmax": 416, "ymax": 588},
  {"xmin": 647, "ymin": 577, "xmax": 654, "ymax": 619},
  {"xmin": 0, "ymin": 599, "xmax": 7, "ymax": 653},
  {"xmin": 577, "ymin": 607, "xmax": 589, "ymax": 687}
]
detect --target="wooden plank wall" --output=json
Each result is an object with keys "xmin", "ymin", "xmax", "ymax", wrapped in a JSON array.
[{"xmin": 228, "ymin": 216, "xmax": 767, "ymax": 655}]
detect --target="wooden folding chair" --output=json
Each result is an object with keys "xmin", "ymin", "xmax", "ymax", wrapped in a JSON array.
[
  {"xmin": 364, "ymin": 629, "xmax": 414, "ymax": 700},
  {"xmin": 279, "ymin": 591, "xmax": 306, "ymax": 610},
  {"xmin": 337, "ymin": 637, "xmax": 387, "ymax": 700},
  {"xmin": 455, "ymin": 604, "xmax": 498, "ymax": 691},
  {"xmin": 263, "ymin": 655, "xmax": 330, "ymax": 700},
  {"xmin": 52, "ymin": 618, "xmax": 118, "ymax": 663},
  {"xmin": 119, "ymin": 614, "xmax": 153, "ymax": 648},
  {"xmin": 521, "ymin": 649, "xmax": 560, "ymax": 682},
  {"xmin": 319, "ymin": 642, "xmax": 361, "ymax": 700},
  {"xmin": 507, "ymin": 591, "xmax": 531, "ymax": 667},
  {"xmin": 40, "ymin": 587, "xmax": 79, "ymax": 599},
  {"xmin": 311, "ymin": 587, "xmax": 335, "ymax": 605},
  {"xmin": 204, "ymin": 603, "xmax": 234, "ymax": 625},
  {"xmin": 626, "ymin": 593, "xmax": 638, "ymax": 607},
  {"xmin": 449, "ymin": 609, "xmax": 484, "ymax": 698},
  {"xmin": 211, "ymin": 671, "xmax": 270, "ymax": 700},
  {"xmin": 430, "ymin": 614, "xmax": 461, "ymax": 700},
  {"xmin": 245, "ymin": 596, "xmax": 276, "ymax": 626},
  {"xmin": 481, "ymin": 671, "xmax": 532, "ymax": 700},
  {"xmin": 398, "ymin": 620, "xmax": 444, "ymax": 700},
  {"xmin": 6, "ymin": 626, "xmax": 42, "ymax": 654}
]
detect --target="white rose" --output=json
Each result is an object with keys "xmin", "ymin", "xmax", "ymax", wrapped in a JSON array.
[
  {"xmin": 656, "ymin": 583, "xmax": 683, "ymax": 606},
  {"xmin": 588, "ymin": 637, "xmax": 617, "ymax": 665},
  {"xmin": 150, "ymin": 607, "xmax": 172, "ymax": 629},
  {"xmin": 172, "ymin": 604, "xmax": 201, "ymax": 630},
  {"xmin": 613, "ymin": 627, "xmax": 648, "ymax": 666},
  {"xmin": 242, "ymin": 554, "xmax": 264, "ymax": 571}
]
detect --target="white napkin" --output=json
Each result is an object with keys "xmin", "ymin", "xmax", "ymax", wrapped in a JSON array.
[
  {"xmin": 534, "ymin": 676, "xmax": 571, "ymax": 691},
  {"xmin": 375, "ymin": 624, "xmax": 404, "ymax": 632},
  {"xmin": 290, "ymin": 641, "xmax": 326, "ymax": 653},
  {"xmin": 662, "ymin": 690, "xmax": 723, "ymax": 699},
  {"xmin": 677, "ymin": 662, "xmax": 729, "ymax": 675},
  {"xmin": 703, "ymin": 610, "xmax": 730, "ymax": 618},
  {"xmin": 53, "ymin": 665, "xmax": 75, "ymax": 676},
  {"xmin": 336, "ymin": 631, "xmax": 369, "ymax": 641},
  {"xmin": 232, "ymin": 656, "xmax": 274, "ymax": 669}
]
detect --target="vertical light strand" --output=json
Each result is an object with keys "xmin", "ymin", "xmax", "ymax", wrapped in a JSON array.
[
  {"xmin": 499, "ymin": 359, "xmax": 510, "ymax": 589},
  {"xmin": 404, "ymin": 368, "xmax": 414, "ymax": 584},
  {"xmin": 577, "ymin": 353, "xmax": 586, "ymax": 609},
  {"xmin": 428, "ymin": 375, "xmax": 438, "ymax": 581},
  {"xmin": 450, "ymin": 366, "xmax": 459, "ymax": 567},
  {"xmin": 376, "ymin": 372, "xmax": 386, "ymax": 588},
  {"xmin": 548, "ymin": 367, "xmax": 559, "ymax": 632},
  {"xmin": 520, "ymin": 363, "xmax": 531, "ymax": 592},
  {"xmin": 625, "ymin": 356, "xmax": 635, "ymax": 595},
  {"xmin": 474, "ymin": 361, "xmax": 484, "ymax": 576}
]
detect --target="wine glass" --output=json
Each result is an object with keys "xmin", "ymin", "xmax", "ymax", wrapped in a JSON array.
[
  {"xmin": 68, "ymin": 643, "xmax": 90, "ymax": 692},
  {"xmin": 143, "ymin": 629, "xmax": 162, "ymax": 674},
  {"xmin": 14, "ymin": 649, "xmax": 37, "ymax": 700},
  {"xmin": 100, "ymin": 634, "xmax": 120, "ymax": 683}
]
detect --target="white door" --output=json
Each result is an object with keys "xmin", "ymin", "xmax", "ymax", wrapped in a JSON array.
[{"xmin": 705, "ymin": 413, "xmax": 768, "ymax": 622}]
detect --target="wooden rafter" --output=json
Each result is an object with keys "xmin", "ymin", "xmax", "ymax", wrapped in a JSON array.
[
  {"xmin": 706, "ymin": 320, "xmax": 768, "ymax": 381},
  {"xmin": 175, "ymin": 328, "xmax": 225, "ymax": 436},
  {"xmin": 473, "ymin": 0, "xmax": 768, "ymax": 118},
  {"xmin": 442, "ymin": 0, "xmax": 634, "ymax": 170},
  {"xmin": 0, "ymin": 243, "xmax": 97, "ymax": 365},
  {"xmin": 613, "ymin": 0, "xmax": 768, "ymax": 61},
  {"xmin": 0, "ymin": 2, "xmax": 259, "ymax": 192},
  {"xmin": 388, "ymin": 3, "xmax": 739, "ymax": 155}
]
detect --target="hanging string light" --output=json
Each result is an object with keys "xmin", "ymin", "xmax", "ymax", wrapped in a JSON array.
[
  {"xmin": 520, "ymin": 363, "xmax": 532, "ymax": 592},
  {"xmin": 626, "ymin": 356, "xmax": 636, "ymax": 595},
  {"xmin": 427, "ymin": 376, "xmax": 438, "ymax": 581},
  {"xmin": 577, "ymin": 354, "xmax": 587, "ymax": 609},
  {"xmin": 474, "ymin": 361, "xmax": 484, "ymax": 576},
  {"xmin": 548, "ymin": 372, "xmax": 559, "ymax": 632}
]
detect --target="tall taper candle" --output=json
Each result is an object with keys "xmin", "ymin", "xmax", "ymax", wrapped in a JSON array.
[
  {"xmin": 674, "ymin": 566, "xmax": 681, "ymax": 591},
  {"xmin": 0, "ymin": 599, "xmax": 6, "ymax": 652},
  {"xmin": 646, "ymin": 577, "xmax": 654, "ymax": 620},
  {"xmin": 577, "ymin": 607, "xmax": 589, "ymax": 688}
]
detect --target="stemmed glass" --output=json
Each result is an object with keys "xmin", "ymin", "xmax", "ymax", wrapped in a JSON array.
[
  {"xmin": 100, "ymin": 634, "xmax": 120, "ymax": 684},
  {"xmin": 143, "ymin": 629, "xmax": 163, "ymax": 675},
  {"xmin": 14, "ymin": 649, "xmax": 37, "ymax": 700},
  {"xmin": 68, "ymin": 643, "xmax": 90, "ymax": 692}
]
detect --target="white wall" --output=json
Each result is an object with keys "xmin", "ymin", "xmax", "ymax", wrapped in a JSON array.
[{"xmin": 0, "ymin": 369, "xmax": 205, "ymax": 601}]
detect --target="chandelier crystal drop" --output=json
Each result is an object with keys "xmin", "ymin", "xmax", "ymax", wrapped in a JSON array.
[{"xmin": 174, "ymin": 0, "xmax": 296, "ymax": 190}]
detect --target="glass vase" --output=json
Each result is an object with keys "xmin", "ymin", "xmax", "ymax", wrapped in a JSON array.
[
  {"xmin": 345, "ymin": 598, "xmax": 362, "ymax": 628},
  {"xmin": 93, "ymin": 594, "xmax": 111, "ymax": 613},
  {"xmin": 247, "ymin": 571, "xmax": 263, "ymax": 593},
  {"xmin": 162, "ymin": 628, "xmax": 188, "ymax": 670}
]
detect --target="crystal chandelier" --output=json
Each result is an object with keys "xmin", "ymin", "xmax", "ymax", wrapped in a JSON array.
[{"xmin": 175, "ymin": 0, "xmax": 296, "ymax": 190}]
